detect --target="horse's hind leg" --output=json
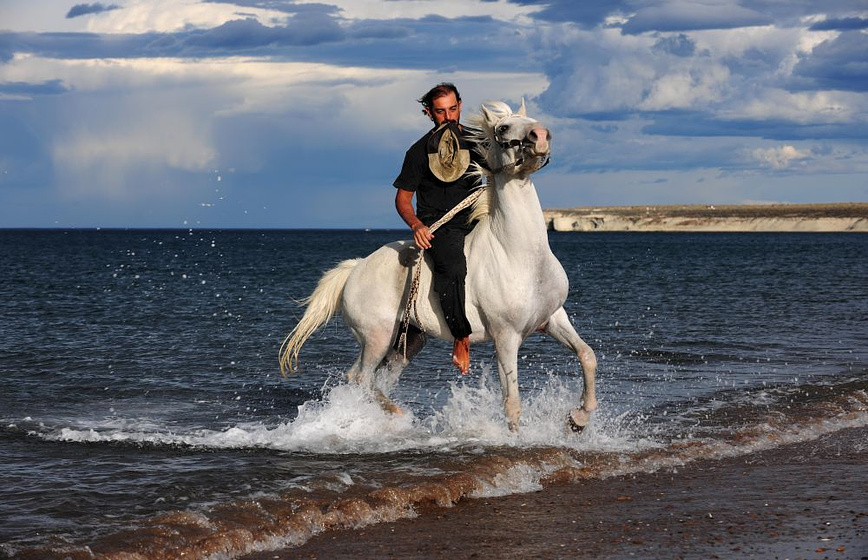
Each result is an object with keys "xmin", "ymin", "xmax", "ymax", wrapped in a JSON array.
[
  {"xmin": 346, "ymin": 328, "xmax": 404, "ymax": 415},
  {"xmin": 376, "ymin": 324, "xmax": 428, "ymax": 393},
  {"xmin": 542, "ymin": 307, "xmax": 598, "ymax": 432}
]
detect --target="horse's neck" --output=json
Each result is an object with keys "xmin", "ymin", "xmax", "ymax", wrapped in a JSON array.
[{"xmin": 486, "ymin": 174, "xmax": 550, "ymax": 253}]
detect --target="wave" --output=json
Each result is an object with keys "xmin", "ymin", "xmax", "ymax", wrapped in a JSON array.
[{"xmin": 4, "ymin": 372, "xmax": 866, "ymax": 560}]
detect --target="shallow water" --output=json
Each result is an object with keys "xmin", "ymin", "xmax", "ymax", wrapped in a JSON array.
[{"xmin": 1, "ymin": 230, "xmax": 866, "ymax": 558}]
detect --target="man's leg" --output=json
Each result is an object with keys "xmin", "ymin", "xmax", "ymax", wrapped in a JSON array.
[{"xmin": 427, "ymin": 227, "xmax": 472, "ymax": 374}]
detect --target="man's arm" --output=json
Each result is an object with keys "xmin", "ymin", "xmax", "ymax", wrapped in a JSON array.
[{"xmin": 395, "ymin": 188, "xmax": 433, "ymax": 249}]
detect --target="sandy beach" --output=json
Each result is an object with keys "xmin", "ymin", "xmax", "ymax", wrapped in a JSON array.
[{"xmin": 244, "ymin": 426, "xmax": 868, "ymax": 560}]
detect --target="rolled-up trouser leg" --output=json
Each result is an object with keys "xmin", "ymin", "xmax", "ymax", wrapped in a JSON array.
[{"xmin": 426, "ymin": 227, "xmax": 472, "ymax": 339}]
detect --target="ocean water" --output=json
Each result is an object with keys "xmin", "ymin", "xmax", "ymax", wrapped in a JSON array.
[{"xmin": 1, "ymin": 229, "xmax": 866, "ymax": 559}]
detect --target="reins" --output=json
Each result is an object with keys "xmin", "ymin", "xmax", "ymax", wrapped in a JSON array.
[{"xmin": 398, "ymin": 187, "xmax": 485, "ymax": 358}]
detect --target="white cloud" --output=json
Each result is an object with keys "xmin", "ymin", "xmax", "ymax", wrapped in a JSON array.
[
  {"xmin": 536, "ymin": 27, "xmax": 654, "ymax": 113},
  {"xmin": 639, "ymin": 62, "xmax": 731, "ymax": 110},
  {"xmin": 536, "ymin": 26, "xmax": 737, "ymax": 114},
  {"xmin": 85, "ymin": 0, "xmax": 290, "ymax": 34},
  {"xmin": 725, "ymin": 89, "xmax": 861, "ymax": 123},
  {"xmin": 750, "ymin": 144, "xmax": 810, "ymax": 169},
  {"xmin": 0, "ymin": 0, "xmax": 289, "ymax": 34},
  {"xmin": 535, "ymin": 15, "xmax": 862, "ymax": 119},
  {"xmin": 691, "ymin": 25, "xmax": 839, "ymax": 80}
]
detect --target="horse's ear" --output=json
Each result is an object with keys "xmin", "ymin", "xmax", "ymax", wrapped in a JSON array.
[
  {"xmin": 481, "ymin": 104, "xmax": 495, "ymax": 126},
  {"xmin": 516, "ymin": 98, "xmax": 527, "ymax": 117}
]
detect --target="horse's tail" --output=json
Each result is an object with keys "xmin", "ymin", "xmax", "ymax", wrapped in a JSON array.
[{"xmin": 279, "ymin": 258, "xmax": 362, "ymax": 377}]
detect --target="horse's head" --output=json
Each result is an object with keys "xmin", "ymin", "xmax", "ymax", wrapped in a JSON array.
[{"xmin": 469, "ymin": 99, "xmax": 551, "ymax": 178}]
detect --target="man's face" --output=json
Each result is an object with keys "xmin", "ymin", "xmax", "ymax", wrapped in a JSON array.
[{"xmin": 427, "ymin": 92, "xmax": 461, "ymax": 126}]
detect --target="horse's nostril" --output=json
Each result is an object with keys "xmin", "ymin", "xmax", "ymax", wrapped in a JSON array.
[{"xmin": 527, "ymin": 128, "xmax": 550, "ymax": 144}]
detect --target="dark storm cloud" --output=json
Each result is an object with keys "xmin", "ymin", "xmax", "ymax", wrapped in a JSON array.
[
  {"xmin": 506, "ymin": 0, "xmax": 774, "ymax": 32},
  {"xmin": 621, "ymin": 3, "xmax": 772, "ymax": 34},
  {"xmin": 349, "ymin": 22, "xmax": 411, "ymax": 41},
  {"xmin": 180, "ymin": 13, "xmax": 509, "ymax": 67},
  {"xmin": 66, "ymin": 3, "xmax": 121, "ymax": 19},
  {"xmin": 326, "ymin": 15, "xmax": 527, "ymax": 72},
  {"xmin": 506, "ymin": 0, "xmax": 631, "ymax": 27},
  {"xmin": 0, "ymin": 11, "xmax": 519, "ymax": 74},
  {"xmin": 739, "ymin": 0, "xmax": 868, "ymax": 24},
  {"xmin": 204, "ymin": 0, "xmax": 341, "ymax": 16},
  {"xmin": 509, "ymin": 0, "xmax": 864, "ymax": 33},
  {"xmin": 0, "ymin": 79, "xmax": 69, "ymax": 96},
  {"xmin": 3, "ymin": 1, "xmax": 349, "ymax": 60},
  {"xmin": 793, "ymin": 31, "xmax": 868, "ymax": 92},
  {"xmin": 0, "ymin": 16, "xmax": 347, "ymax": 60},
  {"xmin": 0, "ymin": 31, "xmax": 153, "ymax": 60},
  {"xmin": 809, "ymin": 16, "xmax": 868, "ymax": 31},
  {"xmin": 0, "ymin": 35, "xmax": 14, "ymax": 63},
  {"xmin": 642, "ymin": 113, "xmax": 868, "ymax": 141},
  {"xmin": 652, "ymin": 34, "xmax": 697, "ymax": 57},
  {"xmin": 184, "ymin": 15, "xmax": 344, "ymax": 49}
]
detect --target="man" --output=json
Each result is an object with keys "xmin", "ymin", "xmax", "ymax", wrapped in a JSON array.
[{"xmin": 393, "ymin": 82, "xmax": 481, "ymax": 375}]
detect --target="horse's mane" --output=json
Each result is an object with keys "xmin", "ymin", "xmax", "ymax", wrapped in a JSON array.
[
  {"xmin": 466, "ymin": 101, "xmax": 515, "ymax": 223},
  {"xmin": 467, "ymin": 100, "xmax": 513, "ymax": 167}
]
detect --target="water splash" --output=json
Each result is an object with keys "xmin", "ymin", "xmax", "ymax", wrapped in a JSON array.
[{"xmin": 35, "ymin": 367, "xmax": 647, "ymax": 456}]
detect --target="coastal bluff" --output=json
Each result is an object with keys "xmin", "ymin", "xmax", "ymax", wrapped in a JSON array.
[{"xmin": 544, "ymin": 203, "xmax": 868, "ymax": 232}]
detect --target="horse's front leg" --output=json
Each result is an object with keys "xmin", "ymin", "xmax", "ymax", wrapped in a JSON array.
[
  {"xmin": 541, "ymin": 307, "xmax": 598, "ymax": 432},
  {"xmin": 493, "ymin": 332, "xmax": 522, "ymax": 432}
]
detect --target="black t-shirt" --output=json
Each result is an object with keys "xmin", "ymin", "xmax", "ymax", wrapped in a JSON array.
[{"xmin": 393, "ymin": 126, "xmax": 482, "ymax": 231}]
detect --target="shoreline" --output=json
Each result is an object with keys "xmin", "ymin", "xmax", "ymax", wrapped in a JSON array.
[
  {"xmin": 544, "ymin": 202, "xmax": 868, "ymax": 232},
  {"xmin": 244, "ymin": 426, "xmax": 868, "ymax": 560}
]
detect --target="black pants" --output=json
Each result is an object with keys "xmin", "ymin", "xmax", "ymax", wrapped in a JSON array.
[{"xmin": 426, "ymin": 226, "xmax": 472, "ymax": 339}]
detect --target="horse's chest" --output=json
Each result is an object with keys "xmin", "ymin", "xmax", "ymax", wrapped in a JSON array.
[{"xmin": 522, "ymin": 266, "xmax": 568, "ymax": 307}]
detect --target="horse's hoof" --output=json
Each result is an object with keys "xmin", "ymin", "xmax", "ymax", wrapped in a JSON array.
[
  {"xmin": 374, "ymin": 391, "xmax": 404, "ymax": 416},
  {"xmin": 382, "ymin": 401, "xmax": 404, "ymax": 416},
  {"xmin": 567, "ymin": 415, "xmax": 584, "ymax": 433},
  {"xmin": 567, "ymin": 408, "xmax": 590, "ymax": 433}
]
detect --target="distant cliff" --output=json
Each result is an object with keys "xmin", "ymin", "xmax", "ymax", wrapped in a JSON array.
[{"xmin": 544, "ymin": 203, "xmax": 868, "ymax": 232}]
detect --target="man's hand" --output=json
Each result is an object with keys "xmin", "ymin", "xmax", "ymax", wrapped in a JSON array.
[
  {"xmin": 412, "ymin": 223, "xmax": 434, "ymax": 250},
  {"xmin": 396, "ymin": 188, "xmax": 434, "ymax": 249}
]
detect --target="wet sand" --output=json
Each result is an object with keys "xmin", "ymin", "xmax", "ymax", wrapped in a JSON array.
[{"xmin": 245, "ymin": 426, "xmax": 868, "ymax": 560}]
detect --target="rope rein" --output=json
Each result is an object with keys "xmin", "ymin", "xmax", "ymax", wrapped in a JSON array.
[{"xmin": 398, "ymin": 187, "xmax": 485, "ymax": 358}]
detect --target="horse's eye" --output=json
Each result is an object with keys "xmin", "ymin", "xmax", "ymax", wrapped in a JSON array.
[{"xmin": 497, "ymin": 124, "xmax": 509, "ymax": 136}]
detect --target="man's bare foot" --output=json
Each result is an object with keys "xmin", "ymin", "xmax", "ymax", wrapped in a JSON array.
[{"xmin": 452, "ymin": 336, "xmax": 470, "ymax": 375}]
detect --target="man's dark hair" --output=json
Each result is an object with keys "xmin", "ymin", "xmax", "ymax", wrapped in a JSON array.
[{"xmin": 418, "ymin": 82, "xmax": 461, "ymax": 111}]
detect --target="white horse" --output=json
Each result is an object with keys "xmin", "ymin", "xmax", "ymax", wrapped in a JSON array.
[{"xmin": 280, "ymin": 100, "xmax": 597, "ymax": 432}]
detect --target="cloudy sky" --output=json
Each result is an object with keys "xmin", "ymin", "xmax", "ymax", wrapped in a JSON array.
[{"xmin": 1, "ymin": 0, "xmax": 866, "ymax": 228}]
